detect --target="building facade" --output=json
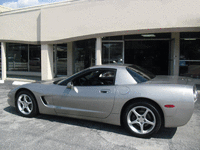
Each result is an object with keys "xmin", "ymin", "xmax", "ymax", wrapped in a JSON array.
[{"xmin": 0, "ymin": 0, "xmax": 200, "ymax": 80}]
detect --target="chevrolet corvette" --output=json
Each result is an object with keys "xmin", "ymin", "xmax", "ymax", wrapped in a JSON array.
[{"xmin": 7, "ymin": 64, "xmax": 198, "ymax": 137}]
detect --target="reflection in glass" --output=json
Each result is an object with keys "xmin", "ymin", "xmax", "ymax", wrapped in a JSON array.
[
  {"xmin": 29, "ymin": 45, "xmax": 41, "ymax": 72},
  {"xmin": 7, "ymin": 43, "xmax": 28, "ymax": 71},
  {"xmin": 74, "ymin": 39, "xmax": 95, "ymax": 73},
  {"xmin": 125, "ymin": 41, "xmax": 169, "ymax": 75},
  {"xmin": 0, "ymin": 46, "xmax": 1, "ymax": 71},
  {"xmin": 6, "ymin": 43, "xmax": 41, "ymax": 72},
  {"xmin": 57, "ymin": 44, "xmax": 67, "ymax": 75},
  {"xmin": 179, "ymin": 39, "xmax": 200, "ymax": 78},
  {"xmin": 102, "ymin": 42, "xmax": 123, "ymax": 64}
]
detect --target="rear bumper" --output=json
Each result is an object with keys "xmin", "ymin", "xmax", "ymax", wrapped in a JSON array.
[{"xmin": 164, "ymin": 104, "xmax": 194, "ymax": 127}]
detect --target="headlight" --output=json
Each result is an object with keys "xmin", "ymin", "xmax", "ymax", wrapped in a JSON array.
[{"xmin": 193, "ymin": 85, "xmax": 198, "ymax": 102}]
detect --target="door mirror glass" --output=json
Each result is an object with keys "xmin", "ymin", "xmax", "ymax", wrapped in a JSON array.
[{"xmin": 67, "ymin": 82, "xmax": 73, "ymax": 89}]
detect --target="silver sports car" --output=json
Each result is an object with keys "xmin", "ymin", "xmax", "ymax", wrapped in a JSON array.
[{"xmin": 7, "ymin": 64, "xmax": 199, "ymax": 137}]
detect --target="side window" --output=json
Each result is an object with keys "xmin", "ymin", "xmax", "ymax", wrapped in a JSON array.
[{"xmin": 73, "ymin": 69, "xmax": 116, "ymax": 86}]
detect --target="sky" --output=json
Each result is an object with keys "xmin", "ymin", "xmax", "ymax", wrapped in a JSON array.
[{"xmin": 0, "ymin": 0, "xmax": 66, "ymax": 9}]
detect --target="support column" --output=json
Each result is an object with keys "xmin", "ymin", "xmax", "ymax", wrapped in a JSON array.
[
  {"xmin": 41, "ymin": 44, "xmax": 54, "ymax": 80},
  {"xmin": 95, "ymin": 37, "xmax": 102, "ymax": 65},
  {"xmin": 67, "ymin": 42, "xmax": 73, "ymax": 76},
  {"xmin": 1, "ymin": 42, "xmax": 7, "ymax": 80},
  {"xmin": 170, "ymin": 33, "xmax": 180, "ymax": 76}
]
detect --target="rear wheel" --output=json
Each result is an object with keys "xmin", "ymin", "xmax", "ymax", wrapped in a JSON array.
[
  {"xmin": 16, "ymin": 90, "xmax": 38, "ymax": 117},
  {"xmin": 122, "ymin": 101, "xmax": 161, "ymax": 138}
]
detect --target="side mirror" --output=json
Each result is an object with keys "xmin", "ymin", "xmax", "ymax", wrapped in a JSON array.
[{"xmin": 67, "ymin": 82, "xmax": 73, "ymax": 89}]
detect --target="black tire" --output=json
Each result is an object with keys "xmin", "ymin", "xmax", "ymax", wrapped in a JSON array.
[
  {"xmin": 15, "ymin": 90, "xmax": 38, "ymax": 117},
  {"xmin": 122, "ymin": 101, "xmax": 161, "ymax": 138}
]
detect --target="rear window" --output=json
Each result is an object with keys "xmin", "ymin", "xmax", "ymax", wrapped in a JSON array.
[{"xmin": 126, "ymin": 66, "xmax": 155, "ymax": 83}]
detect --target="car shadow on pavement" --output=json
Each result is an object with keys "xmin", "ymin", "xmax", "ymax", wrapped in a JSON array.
[{"xmin": 4, "ymin": 106, "xmax": 177, "ymax": 139}]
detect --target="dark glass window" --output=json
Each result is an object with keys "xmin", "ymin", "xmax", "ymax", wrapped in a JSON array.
[
  {"xmin": 57, "ymin": 44, "xmax": 67, "ymax": 75},
  {"xmin": 124, "ymin": 33, "xmax": 171, "ymax": 40},
  {"xmin": 29, "ymin": 45, "xmax": 41, "ymax": 72},
  {"xmin": 0, "ymin": 44, "xmax": 1, "ymax": 71},
  {"xmin": 180, "ymin": 32, "xmax": 200, "ymax": 39},
  {"xmin": 180, "ymin": 39, "xmax": 200, "ymax": 60},
  {"xmin": 179, "ymin": 35, "xmax": 200, "ymax": 78},
  {"xmin": 74, "ymin": 39, "xmax": 95, "ymax": 73},
  {"xmin": 125, "ymin": 40, "xmax": 169, "ymax": 75},
  {"xmin": 6, "ymin": 43, "xmax": 41, "ymax": 72},
  {"xmin": 7, "ymin": 43, "xmax": 28, "ymax": 71},
  {"xmin": 102, "ymin": 42, "xmax": 123, "ymax": 64},
  {"xmin": 102, "ymin": 36, "xmax": 123, "ymax": 40}
]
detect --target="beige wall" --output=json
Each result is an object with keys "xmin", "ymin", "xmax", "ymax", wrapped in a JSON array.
[
  {"xmin": 0, "ymin": 0, "xmax": 200, "ymax": 44},
  {"xmin": 41, "ymin": 0, "xmax": 200, "ymax": 43},
  {"xmin": 0, "ymin": 9, "xmax": 40, "ymax": 44}
]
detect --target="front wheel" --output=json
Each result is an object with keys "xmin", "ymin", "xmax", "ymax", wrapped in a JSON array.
[
  {"xmin": 16, "ymin": 90, "xmax": 38, "ymax": 117},
  {"xmin": 122, "ymin": 101, "xmax": 162, "ymax": 138}
]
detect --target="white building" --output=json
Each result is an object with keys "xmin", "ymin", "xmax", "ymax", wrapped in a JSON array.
[{"xmin": 0, "ymin": 0, "xmax": 200, "ymax": 80}]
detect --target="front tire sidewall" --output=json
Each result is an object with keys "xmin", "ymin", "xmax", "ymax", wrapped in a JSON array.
[
  {"xmin": 122, "ymin": 102, "xmax": 161, "ymax": 138},
  {"xmin": 16, "ymin": 91, "xmax": 38, "ymax": 117}
]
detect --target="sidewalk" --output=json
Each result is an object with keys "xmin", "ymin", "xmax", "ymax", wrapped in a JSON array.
[
  {"xmin": 0, "ymin": 75, "xmax": 67, "ymax": 86},
  {"xmin": 0, "ymin": 76, "xmax": 40, "ymax": 86}
]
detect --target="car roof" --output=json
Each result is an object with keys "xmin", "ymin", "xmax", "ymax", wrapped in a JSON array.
[{"xmin": 89, "ymin": 64, "xmax": 132, "ymax": 69}]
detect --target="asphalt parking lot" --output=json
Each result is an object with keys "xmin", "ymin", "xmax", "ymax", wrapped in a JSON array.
[{"xmin": 0, "ymin": 82, "xmax": 200, "ymax": 150}]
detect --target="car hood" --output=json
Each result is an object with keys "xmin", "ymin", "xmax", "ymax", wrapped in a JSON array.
[
  {"xmin": 34, "ymin": 76, "xmax": 68, "ymax": 85},
  {"xmin": 146, "ymin": 75, "xmax": 200, "ymax": 85}
]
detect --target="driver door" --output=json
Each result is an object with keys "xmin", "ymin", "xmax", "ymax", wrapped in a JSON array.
[{"xmin": 52, "ymin": 68, "xmax": 117, "ymax": 119}]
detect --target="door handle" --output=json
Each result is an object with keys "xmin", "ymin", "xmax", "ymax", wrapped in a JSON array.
[{"xmin": 100, "ymin": 90, "xmax": 110, "ymax": 93}]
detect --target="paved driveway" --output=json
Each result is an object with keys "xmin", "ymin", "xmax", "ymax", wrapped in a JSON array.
[{"xmin": 0, "ymin": 83, "xmax": 200, "ymax": 150}]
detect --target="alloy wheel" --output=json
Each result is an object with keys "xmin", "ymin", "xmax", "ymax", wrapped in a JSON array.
[
  {"xmin": 127, "ymin": 106, "xmax": 156, "ymax": 134},
  {"xmin": 17, "ymin": 94, "xmax": 33, "ymax": 115}
]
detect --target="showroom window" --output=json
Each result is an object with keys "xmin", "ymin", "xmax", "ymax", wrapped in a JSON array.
[
  {"xmin": 53, "ymin": 44, "xmax": 67, "ymax": 76},
  {"xmin": 29, "ymin": 45, "xmax": 41, "ymax": 72},
  {"xmin": 102, "ymin": 42, "xmax": 124, "ymax": 64},
  {"xmin": 6, "ymin": 43, "xmax": 41, "ymax": 72},
  {"xmin": 73, "ymin": 39, "xmax": 95, "ymax": 73},
  {"xmin": 179, "ymin": 32, "xmax": 200, "ymax": 78},
  {"xmin": 102, "ymin": 33, "xmax": 171, "ymax": 75},
  {"xmin": 0, "ymin": 44, "xmax": 1, "ymax": 71}
]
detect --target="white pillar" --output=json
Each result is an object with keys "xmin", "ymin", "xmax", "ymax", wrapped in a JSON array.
[
  {"xmin": 95, "ymin": 37, "xmax": 102, "ymax": 65},
  {"xmin": 1, "ymin": 42, "xmax": 7, "ymax": 80},
  {"xmin": 67, "ymin": 42, "xmax": 73, "ymax": 76},
  {"xmin": 41, "ymin": 44, "xmax": 54, "ymax": 80},
  {"xmin": 171, "ymin": 33, "xmax": 180, "ymax": 76}
]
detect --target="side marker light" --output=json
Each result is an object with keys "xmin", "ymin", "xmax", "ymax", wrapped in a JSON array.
[{"xmin": 164, "ymin": 105, "xmax": 175, "ymax": 108}]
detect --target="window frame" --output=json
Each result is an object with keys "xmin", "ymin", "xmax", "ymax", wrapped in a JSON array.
[{"xmin": 57, "ymin": 68, "xmax": 117, "ymax": 86}]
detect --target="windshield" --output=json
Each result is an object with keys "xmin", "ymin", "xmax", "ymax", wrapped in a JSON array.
[
  {"xmin": 54, "ymin": 68, "xmax": 90, "ymax": 85},
  {"xmin": 126, "ymin": 65, "xmax": 155, "ymax": 83}
]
